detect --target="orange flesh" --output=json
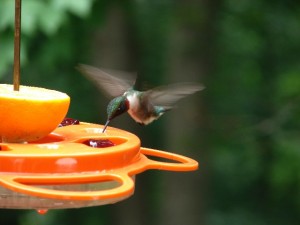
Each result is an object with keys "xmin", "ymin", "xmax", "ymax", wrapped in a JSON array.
[{"xmin": 0, "ymin": 84, "xmax": 70, "ymax": 143}]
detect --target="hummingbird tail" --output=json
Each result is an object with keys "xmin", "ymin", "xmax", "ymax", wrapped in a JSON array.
[{"xmin": 102, "ymin": 120, "xmax": 110, "ymax": 133}]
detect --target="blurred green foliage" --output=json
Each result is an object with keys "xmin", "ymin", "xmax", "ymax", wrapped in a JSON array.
[{"xmin": 1, "ymin": 0, "xmax": 300, "ymax": 225}]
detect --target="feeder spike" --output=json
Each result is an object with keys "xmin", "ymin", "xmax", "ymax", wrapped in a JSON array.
[{"xmin": 13, "ymin": 0, "xmax": 22, "ymax": 91}]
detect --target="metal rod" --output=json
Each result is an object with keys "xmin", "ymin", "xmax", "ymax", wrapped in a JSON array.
[{"xmin": 13, "ymin": 0, "xmax": 21, "ymax": 91}]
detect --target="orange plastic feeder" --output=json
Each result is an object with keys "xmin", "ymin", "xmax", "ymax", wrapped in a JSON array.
[
  {"xmin": 0, "ymin": 123, "xmax": 198, "ymax": 210},
  {"xmin": 1, "ymin": 0, "xmax": 198, "ymax": 212}
]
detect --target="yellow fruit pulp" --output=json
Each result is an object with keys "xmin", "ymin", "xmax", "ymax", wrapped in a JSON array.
[{"xmin": 0, "ymin": 84, "xmax": 70, "ymax": 143}]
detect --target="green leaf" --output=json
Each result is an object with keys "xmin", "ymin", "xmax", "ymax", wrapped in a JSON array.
[
  {"xmin": 51, "ymin": 0, "xmax": 95, "ymax": 18},
  {"xmin": 38, "ymin": 6, "xmax": 67, "ymax": 36},
  {"xmin": 22, "ymin": 0, "xmax": 45, "ymax": 35},
  {"xmin": 0, "ymin": 0, "xmax": 15, "ymax": 31}
]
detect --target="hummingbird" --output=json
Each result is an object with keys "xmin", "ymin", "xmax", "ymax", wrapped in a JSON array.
[{"xmin": 77, "ymin": 64, "xmax": 204, "ymax": 132}]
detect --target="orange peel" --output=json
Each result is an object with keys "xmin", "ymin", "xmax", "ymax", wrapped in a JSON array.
[{"xmin": 0, "ymin": 84, "xmax": 70, "ymax": 143}]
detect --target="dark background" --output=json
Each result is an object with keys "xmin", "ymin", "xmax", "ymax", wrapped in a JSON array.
[{"xmin": 1, "ymin": 0, "xmax": 300, "ymax": 224}]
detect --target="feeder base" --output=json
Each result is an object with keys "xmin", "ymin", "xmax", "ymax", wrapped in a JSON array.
[{"xmin": 0, "ymin": 176, "xmax": 135, "ymax": 209}]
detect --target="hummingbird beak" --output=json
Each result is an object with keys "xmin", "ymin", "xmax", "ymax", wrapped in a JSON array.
[{"xmin": 102, "ymin": 120, "xmax": 110, "ymax": 133}]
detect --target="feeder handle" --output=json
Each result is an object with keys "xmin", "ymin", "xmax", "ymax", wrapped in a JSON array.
[
  {"xmin": 140, "ymin": 147, "xmax": 198, "ymax": 172},
  {"xmin": 0, "ymin": 172, "xmax": 134, "ymax": 201}
]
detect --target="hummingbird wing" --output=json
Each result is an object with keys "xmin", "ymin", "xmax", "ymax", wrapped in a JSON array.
[
  {"xmin": 77, "ymin": 64, "xmax": 136, "ymax": 97},
  {"xmin": 145, "ymin": 82, "xmax": 204, "ymax": 109}
]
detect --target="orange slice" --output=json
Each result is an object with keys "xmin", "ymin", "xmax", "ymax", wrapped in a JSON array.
[{"xmin": 0, "ymin": 84, "xmax": 70, "ymax": 143}]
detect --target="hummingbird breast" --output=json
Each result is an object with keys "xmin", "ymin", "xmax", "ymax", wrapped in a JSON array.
[{"xmin": 125, "ymin": 91, "xmax": 158, "ymax": 125}]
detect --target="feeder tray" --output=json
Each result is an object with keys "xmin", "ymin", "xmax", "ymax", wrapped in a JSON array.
[{"xmin": 0, "ymin": 123, "xmax": 198, "ymax": 210}]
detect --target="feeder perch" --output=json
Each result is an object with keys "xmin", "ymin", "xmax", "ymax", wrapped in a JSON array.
[{"xmin": 0, "ymin": 123, "xmax": 198, "ymax": 210}]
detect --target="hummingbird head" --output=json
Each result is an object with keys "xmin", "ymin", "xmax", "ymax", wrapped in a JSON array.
[{"xmin": 102, "ymin": 96, "xmax": 129, "ymax": 132}]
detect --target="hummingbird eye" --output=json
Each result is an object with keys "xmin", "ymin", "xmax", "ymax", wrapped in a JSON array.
[{"xmin": 115, "ymin": 101, "xmax": 128, "ymax": 114}]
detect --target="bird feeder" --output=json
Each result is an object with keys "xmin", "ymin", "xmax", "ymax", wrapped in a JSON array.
[
  {"xmin": 0, "ymin": 0, "xmax": 198, "ymax": 212},
  {"xmin": 0, "ymin": 123, "xmax": 198, "ymax": 211}
]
